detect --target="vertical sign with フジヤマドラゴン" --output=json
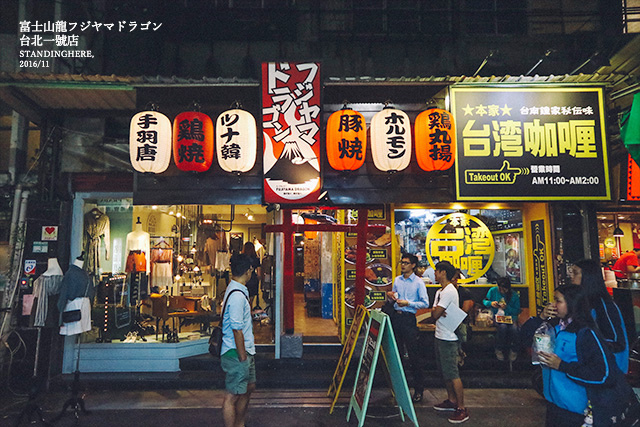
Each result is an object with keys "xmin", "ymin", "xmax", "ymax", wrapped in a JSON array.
[
  {"xmin": 262, "ymin": 62, "xmax": 321, "ymax": 204},
  {"xmin": 451, "ymin": 87, "xmax": 610, "ymax": 201}
]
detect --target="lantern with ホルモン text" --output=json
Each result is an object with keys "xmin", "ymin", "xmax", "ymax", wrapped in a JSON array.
[
  {"xmin": 173, "ymin": 111, "xmax": 214, "ymax": 173},
  {"xmin": 216, "ymin": 109, "xmax": 257, "ymax": 173},
  {"xmin": 129, "ymin": 110, "xmax": 172, "ymax": 174},
  {"xmin": 326, "ymin": 108, "xmax": 367, "ymax": 171},
  {"xmin": 415, "ymin": 108, "xmax": 455, "ymax": 171},
  {"xmin": 370, "ymin": 108, "xmax": 412, "ymax": 172}
]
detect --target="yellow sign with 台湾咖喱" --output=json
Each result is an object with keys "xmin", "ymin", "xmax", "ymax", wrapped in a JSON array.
[{"xmin": 426, "ymin": 212, "xmax": 495, "ymax": 284}]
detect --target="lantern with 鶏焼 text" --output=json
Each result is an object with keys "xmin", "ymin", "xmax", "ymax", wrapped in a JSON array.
[
  {"xmin": 370, "ymin": 108, "xmax": 412, "ymax": 172},
  {"xmin": 129, "ymin": 110, "xmax": 172, "ymax": 174},
  {"xmin": 173, "ymin": 111, "xmax": 214, "ymax": 173},
  {"xmin": 326, "ymin": 108, "xmax": 367, "ymax": 171},
  {"xmin": 216, "ymin": 109, "xmax": 257, "ymax": 173},
  {"xmin": 415, "ymin": 108, "xmax": 455, "ymax": 171}
]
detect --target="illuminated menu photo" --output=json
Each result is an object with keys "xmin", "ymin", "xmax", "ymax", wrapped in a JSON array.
[{"xmin": 451, "ymin": 87, "xmax": 610, "ymax": 201}]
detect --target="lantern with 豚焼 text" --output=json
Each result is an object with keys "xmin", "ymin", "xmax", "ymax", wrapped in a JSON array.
[
  {"xmin": 173, "ymin": 111, "xmax": 214, "ymax": 172},
  {"xmin": 370, "ymin": 108, "xmax": 412, "ymax": 172},
  {"xmin": 216, "ymin": 109, "xmax": 257, "ymax": 173},
  {"xmin": 326, "ymin": 108, "xmax": 367, "ymax": 171},
  {"xmin": 129, "ymin": 110, "xmax": 172, "ymax": 174},
  {"xmin": 415, "ymin": 108, "xmax": 455, "ymax": 171}
]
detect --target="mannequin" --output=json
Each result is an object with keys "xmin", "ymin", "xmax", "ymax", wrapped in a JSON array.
[
  {"xmin": 32, "ymin": 258, "xmax": 64, "ymax": 327},
  {"xmin": 58, "ymin": 255, "xmax": 92, "ymax": 335},
  {"xmin": 44, "ymin": 258, "xmax": 64, "ymax": 276},
  {"xmin": 125, "ymin": 218, "xmax": 150, "ymax": 274}
]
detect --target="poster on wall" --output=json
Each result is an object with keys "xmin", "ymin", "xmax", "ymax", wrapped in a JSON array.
[
  {"xmin": 452, "ymin": 87, "xmax": 610, "ymax": 201},
  {"xmin": 262, "ymin": 62, "xmax": 321, "ymax": 204}
]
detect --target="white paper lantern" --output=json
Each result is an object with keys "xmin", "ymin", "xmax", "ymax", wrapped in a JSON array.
[
  {"xmin": 370, "ymin": 108, "xmax": 412, "ymax": 172},
  {"xmin": 216, "ymin": 109, "xmax": 257, "ymax": 173},
  {"xmin": 129, "ymin": 111, "xmax": 172, "ymax": 173}
]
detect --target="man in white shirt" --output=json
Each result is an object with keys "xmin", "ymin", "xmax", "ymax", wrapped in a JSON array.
[
  {"xmin": 221, "ymin": 254, "xmax": 256, "ymax": 427},
  {"xmin": 427, "ymin": 261, "xmax": 470, "ymax": 424}
]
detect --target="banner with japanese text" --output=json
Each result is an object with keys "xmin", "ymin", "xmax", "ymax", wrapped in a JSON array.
[
  {"xmin": 452, "ymin": 87, "xmax": 610, "ymax": 201},
  {"xmin": 262, "ymin": 62, "xmax": 321, "ymax": 204}
]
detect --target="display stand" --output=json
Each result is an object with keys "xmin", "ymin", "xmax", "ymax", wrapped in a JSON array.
[
  {"xmin": 14, "ymin": 328, "xmax": 52, "ymax": 427},
  {"xmin": 51, "ymin": 335, "xmax": 91, "ymax": 424}
]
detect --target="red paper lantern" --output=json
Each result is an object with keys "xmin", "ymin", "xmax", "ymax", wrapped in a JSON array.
[
  {"xmin": 415, "ymin": 108, "xmax": 455, "ymax": 171},
  {"xmin": 326, "ymin": 108, "xmax": 367, "ymax": 171},
  {"xmin": 173, "ymin": 111, "xmax": 214, "ymax": 172}
]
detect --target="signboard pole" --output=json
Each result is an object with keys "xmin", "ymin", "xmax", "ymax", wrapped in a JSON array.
[{"xmin": 347, "ymin": 310, "xmax": 418, "ymax": 427}]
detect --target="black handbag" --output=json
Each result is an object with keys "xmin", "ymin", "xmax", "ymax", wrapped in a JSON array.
[
  {"xmin": 209, "ymin": 289, "xmax": 249, "ymax": 358},
  {"xmin": 62, "ymin": 309, "xmax": 82, "ymax": 323}
]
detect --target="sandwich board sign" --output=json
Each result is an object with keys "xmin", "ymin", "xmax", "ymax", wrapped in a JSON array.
[
  {"xmin": 328, "ymin": 304, "xmax": 368, "ymax": 414},
  {"xmin": 347, "ymin": 310, "xmax": 419, "ymax": 427}
]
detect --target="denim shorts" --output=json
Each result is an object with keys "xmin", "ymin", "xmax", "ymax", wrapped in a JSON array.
[
  {"xmin": 221, "ymin": 350, "xmax": 256, "ymax": 395},
  {"xmin": 435, "ymin": 338, "xmax": 460, "ymax": 380}
]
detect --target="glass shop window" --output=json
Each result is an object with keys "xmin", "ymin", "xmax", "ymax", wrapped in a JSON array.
[{"xmin": 395, "ymin": 208, "xmax": 524, "ymax": 284}]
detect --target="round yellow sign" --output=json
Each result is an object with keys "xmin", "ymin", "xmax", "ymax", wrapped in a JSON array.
[
  {"xmin": 604, "ymin": 238, "xmax": 616, "ymax": 249},
  {"xmin": 425, "ymin": 212, "xmax": 495, "ymax": 284}
]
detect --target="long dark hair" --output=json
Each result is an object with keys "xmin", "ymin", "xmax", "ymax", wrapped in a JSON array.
[
  {"xmin": 243, "ymin": 241, "xmax": 257, "ymax": 258},
  {"xmin": 496, "ymin": 276, "xmax": 512, "ymax": 302},
  {"xmin": 574, "ymin": 258, "xmax": 612, "ymax": 306},
  {"xmin": 555, "ymin": 284, "xmax": 596, "ymax": 333}
]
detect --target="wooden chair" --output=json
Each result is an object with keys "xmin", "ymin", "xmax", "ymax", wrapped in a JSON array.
[{"xmin": 150, "ymin": 294, "xmax": 200, "ymax": 341}]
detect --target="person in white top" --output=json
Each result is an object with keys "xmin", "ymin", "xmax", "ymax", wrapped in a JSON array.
[{"xmin": 425, "ymin": 260, "xmax": 470, "ymax": 424}]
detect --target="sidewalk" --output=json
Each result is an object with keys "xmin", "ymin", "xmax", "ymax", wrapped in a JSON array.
[{"xmin": 2, "ymin": 388, "xmax": 546, "ymax": 426}]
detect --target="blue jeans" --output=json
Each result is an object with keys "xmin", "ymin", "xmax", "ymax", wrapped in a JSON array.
[{"xmin": 495, "ymin": 322, "xmax": 519, "ymax": 353}]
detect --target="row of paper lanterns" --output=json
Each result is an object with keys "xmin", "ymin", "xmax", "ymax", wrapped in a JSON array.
[
  {"xmin": 129, "ymin": 106, "xmax": 455, "ymax": 174},
  {"xmin": 130, "ymin": 109, "xmax": 257, "ymax": 174},
  {"xmin": 327, "ymin": 107, "xmax": 456, "ymax": 173}
]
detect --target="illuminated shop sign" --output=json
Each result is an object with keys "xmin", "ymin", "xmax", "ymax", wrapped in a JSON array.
[
  {"xmin": 452, "ymin": 87, "xmax": 610, "ymax": 201},
  {"xmin": 425, "ymin": 212, "xmax": 495, "ymax": 283}
]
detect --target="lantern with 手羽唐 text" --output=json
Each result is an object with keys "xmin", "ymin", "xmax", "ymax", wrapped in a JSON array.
[
  {"xmin": 173, "ymin": 111, "xmax": 214, "ymax": 173},
  {"xmin": 415, "ymin": 108, "xmax": 455, "ymax": 171},
  {"xmin": 129, "ymin": 110, "xmax": 172, "ymax": 174},
  {"xmin": 326, "ymin": 107, "xmax": 367, "ymax": 171}
]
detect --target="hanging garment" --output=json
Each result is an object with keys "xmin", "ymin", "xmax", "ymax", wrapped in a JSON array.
[
  {"xmin": 125, "ymin": 250, "xmax": 147, "ymax": 273},
  {"xmin": 83, "ymin": 209, "xmax": 110, "ymax": 276},
  {"xmin": 150, "ymin": 247, "xmax": 173, "ymax": 288},
  {"xmin": 59, "ymin": 297, "xmax": 91, "ymax": 335},
  {"xmin": 32, "ymin": 275, "xmax": 63, "ymax": 327},
  {"xmin": 215, "ymin": 251, "xmax": 231, "ymax": 272}
]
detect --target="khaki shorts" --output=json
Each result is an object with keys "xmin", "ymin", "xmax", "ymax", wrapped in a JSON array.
[
  {"xmin": 435, "ymin": 338, "xmax": 460, "ymax": 380},
  {"xmin": 221, "ymin": 350, "xmax": 256, "ymax": 395}
]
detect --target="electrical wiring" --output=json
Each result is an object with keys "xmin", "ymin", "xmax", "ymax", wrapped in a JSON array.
[{"xmin": 0, "ymin": 329, "xmax": 29, "ymax": 397}]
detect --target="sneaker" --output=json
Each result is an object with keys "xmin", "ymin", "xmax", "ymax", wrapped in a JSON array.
[
  {"xmin": 448, "ymin": 407, "xmax": 470, "ymax": 423},
  {"xmin": 433, "ymin": 399, "xmax": 457, "ymax": 411},
  {"xmin": 509, "ymin": 350, "xmax": 518, "ymax": 362},
  {"xmin": 495, "ymin": 350, "xmax": 504, "ymax": 361}
]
